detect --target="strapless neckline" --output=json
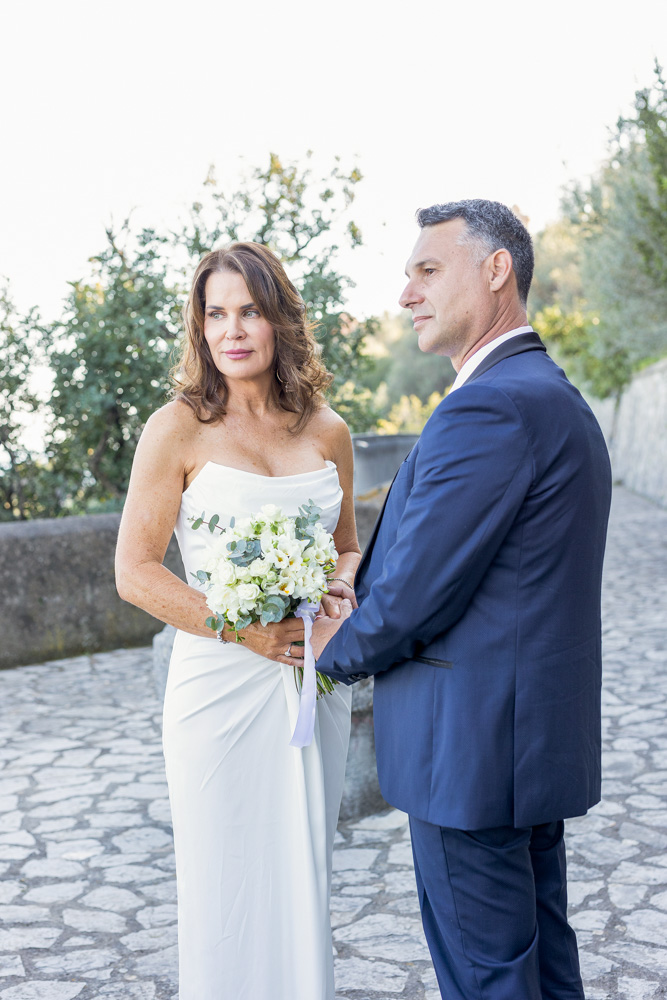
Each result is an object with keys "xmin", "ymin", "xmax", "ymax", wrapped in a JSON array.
[{"xmin": 184, "ymin": 459, "xmax": 337, "ymax": 497}]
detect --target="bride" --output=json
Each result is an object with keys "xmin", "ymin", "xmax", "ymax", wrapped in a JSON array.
[{"xmin": 115, "ymin": 242, "xmax": 361, "ymax": 999}]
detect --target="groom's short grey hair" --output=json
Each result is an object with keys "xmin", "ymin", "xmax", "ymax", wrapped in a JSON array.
[{"xmin": 416, "ymin": 200, "xmax": 534, "ymax": 306}]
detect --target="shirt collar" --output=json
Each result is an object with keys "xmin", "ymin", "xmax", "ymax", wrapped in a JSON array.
[{"xmin": 448, "ymin": 326, "xmax": 534, "ymax": 394}]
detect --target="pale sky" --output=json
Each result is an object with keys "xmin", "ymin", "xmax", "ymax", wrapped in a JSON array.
[{"xmin": 2, "ymin": 0, "xmax": 666, "ymax": 323}]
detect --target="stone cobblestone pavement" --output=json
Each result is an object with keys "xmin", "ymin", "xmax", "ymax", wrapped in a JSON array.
[{"xmin": 0, "ymin": 486, "xmax": 665, "ymax": 1000}]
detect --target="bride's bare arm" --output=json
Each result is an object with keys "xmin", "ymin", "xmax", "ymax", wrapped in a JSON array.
[
  {"xmin": 315, "ymin": 411, "xmax": 362, "ymax": 622},
  {"xmin": 115, "ymin": 403, "xmax": 304, "ymax": 653}
]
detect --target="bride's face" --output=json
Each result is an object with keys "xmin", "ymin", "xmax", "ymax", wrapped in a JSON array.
[{"xmin": 203, "ymin": 270, "xmax": 276, "ymax": 383}]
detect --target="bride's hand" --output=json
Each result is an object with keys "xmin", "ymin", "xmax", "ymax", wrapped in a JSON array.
[
  {"xmin": 234, "ymin": 618, "xmax": 305, "ymax": 662},
  {"xmin": 320, "ymin": 580, "xmax": 357, "ymax": 619}
]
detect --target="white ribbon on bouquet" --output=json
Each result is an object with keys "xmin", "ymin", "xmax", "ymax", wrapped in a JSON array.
[{"xmin": 289, "ymin": 599, "xmax": 319, "ymax": 749}]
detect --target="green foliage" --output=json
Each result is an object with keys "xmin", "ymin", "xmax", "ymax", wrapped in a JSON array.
[
  {"xmin": 227, "ymin": 537, "xmax": 262, "ymax": 567},
  {"xmin": 532, "ymin": 306, "xmax": 631, "ymax": 400},
  {"xmin": 0, "ymin": 285, "xmax": 61, "ymax": 520},
  {"xmin": 294, "ymin": 499, "xmax": 323, "ymax": 549},
  {"xmin": 1, "ymin": 154, "xmax": 379, "ymax": 519},
  {"xmin": 46, "ymin": 226, "xmax": 184, "ymax": 511},
  {"xmin": 562, "ymin": 142, "xmax": 667, "ymax": 394},
  {"xmin": 352, "ymin": 312, "xmax": 454, "ymax": 427},
  {"xmin": 259, "ymin": 596, "xmax": 289, "ymax": 626},
  {"xmin": 175, "ymin": 153, "xmax": 378, "ymax": 430},
  {"xmin": 532, "ymin": 65, "xmax": 667, "ymax": 398},
  {"xmin": 381, "ymin": 314, "xmax": 454, "ymax": 408},
  {"xmin": 619, "ymin": 62, "xmax": 667, "ymax": 289},
  {"xmin": 377, "ymin": 391, "xmax": 445, "ymax": 435},
  {"xmin": 529, "ymin": 219, "xmax": 583, "ymax": 317}
]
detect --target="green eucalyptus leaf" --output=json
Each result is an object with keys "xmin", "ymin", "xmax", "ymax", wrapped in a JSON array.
[{"xmin": 229, "ymin": 538, "xmax": 262, "ymax": 566}]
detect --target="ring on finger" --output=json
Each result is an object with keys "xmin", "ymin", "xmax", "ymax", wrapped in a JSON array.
[{"xmin": 285, "ymin": 644, "xmax": 292, "ymax": 656}]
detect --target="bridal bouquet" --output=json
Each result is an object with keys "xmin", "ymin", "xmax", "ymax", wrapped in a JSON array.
[{"xmin": 189, "ymin": 501, "xmax": 339, "ymax": 701}]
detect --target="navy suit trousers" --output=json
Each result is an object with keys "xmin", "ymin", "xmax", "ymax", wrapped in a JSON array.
[{"xmin": 409, "ymin": 817, "xmax": 584, "ymax": 1000}]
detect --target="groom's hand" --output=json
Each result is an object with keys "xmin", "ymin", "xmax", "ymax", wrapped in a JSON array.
[{"xmin": 312, "ymin": 598, "xmax": 353, "ymax": 660}]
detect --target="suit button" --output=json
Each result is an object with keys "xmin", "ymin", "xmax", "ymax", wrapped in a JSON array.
[{"xmin": 350, "ymin": 672, "xmax": 368, "ymax": 681}]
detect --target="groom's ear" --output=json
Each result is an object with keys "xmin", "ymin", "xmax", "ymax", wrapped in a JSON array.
[{"xmin": 487, "ymin": 248, "xmax": 514, "ymax": 294}]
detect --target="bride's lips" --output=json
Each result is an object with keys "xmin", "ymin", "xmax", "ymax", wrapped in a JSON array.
[{"xmin": 224, "ymin": 349, "xmax": 253, "ymax": 359}]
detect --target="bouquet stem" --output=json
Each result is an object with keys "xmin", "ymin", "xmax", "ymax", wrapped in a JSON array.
[
  {"xmin": 293, "ymin": 665, "xmax": 338, "ymax": 699},
  {"xmin": 290, "ymin": 639, "xmax": 338, "ymax": 698}
]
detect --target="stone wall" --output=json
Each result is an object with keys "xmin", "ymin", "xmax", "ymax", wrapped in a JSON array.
[
  {"xmin": 587, "ymin": 358, "xmax": 667, "ymax": 508},
  {"xmin": 0, "ymin": 514, "xmax": 185, "ymax": 671},
  {"xmin": 0, "ymin": 496, "xmax": 385, "ymax": 672}
]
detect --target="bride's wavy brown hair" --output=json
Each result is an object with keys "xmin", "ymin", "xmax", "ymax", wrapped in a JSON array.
[{"xmin": 171, "ymin": 242, "xmax": 332, "ymax": 432}]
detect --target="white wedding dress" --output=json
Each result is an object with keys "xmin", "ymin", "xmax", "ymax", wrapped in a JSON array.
[{"xmin": 162, "ymin": 460, "xmax": 352, "ymax": 1000}]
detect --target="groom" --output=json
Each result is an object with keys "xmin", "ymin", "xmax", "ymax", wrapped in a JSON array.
[{"xmin": 312, "ymin": 200, "xmax": 612, "ymax": 999}]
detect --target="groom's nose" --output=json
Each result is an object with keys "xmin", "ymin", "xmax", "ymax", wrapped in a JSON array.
[{"xmin": 399, "ymin": 278, "xmax": 422, "ymax": 310}]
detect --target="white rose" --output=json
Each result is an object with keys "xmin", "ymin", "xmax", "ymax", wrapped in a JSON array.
[
  {"xmin": 205, "ymin": 585, "xmax": 226, "ymax": 611},
  {"xmin": 237, "ymin": 583, "xmax": 261, "ymax": 606},
  {"xmin": 208, "ymin": 586, "xmax": 239, "ymax": 615},
  {"xmin": 260, "ymin": 503, "xmax": 283, "ymax": 521},
  {"xmin": 212, "ymin": 561, "xmax": 236, "ymax": 585},
  {"xmin": 248, "ymin": 557, "xmax": 267, "ymax": 577}
]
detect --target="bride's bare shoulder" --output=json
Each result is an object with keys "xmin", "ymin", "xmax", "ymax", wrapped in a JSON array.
[
  {"xmin": 309, "ymin": 403, "xmax": 352, "ymax": 457},
  {"xmin": 146, "ymin": 398, "xmax": 199, "ymax": 433},
  {"xmin": 139, "ymin": 399, "xmax": 202, "ymax": 459},
  {"xmin": 310, "ymin": 402, "xmax": 349, "ymax": 434}
]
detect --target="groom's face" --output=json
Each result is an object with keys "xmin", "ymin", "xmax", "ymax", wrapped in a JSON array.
[{"xmin": 399, "ymin": 219, "xmax": 491, "ymax": 364}]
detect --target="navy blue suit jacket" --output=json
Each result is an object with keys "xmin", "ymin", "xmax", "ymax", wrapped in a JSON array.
[{"xmin": 317, "ymin": 333, "xmax": 612, "ymax": 830}]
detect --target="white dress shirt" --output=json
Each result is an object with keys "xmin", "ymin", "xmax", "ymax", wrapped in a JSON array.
[{"xmin": 448, "ymin": 326, "xmax": 534, "ymax": 394}]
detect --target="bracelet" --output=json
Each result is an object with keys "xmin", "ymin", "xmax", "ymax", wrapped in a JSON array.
[
  {"xmin": 217, "ymin": 629, "xmax": 230, "ymax": 644},
  {"xmin": 328, "ymin": 577, "xmax": 355, "ymax": 590}
]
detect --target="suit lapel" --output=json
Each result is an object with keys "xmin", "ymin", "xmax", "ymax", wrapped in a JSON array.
[{"xmin": 463, "ymin": 331, "xmax": 546, "ymax": 385}]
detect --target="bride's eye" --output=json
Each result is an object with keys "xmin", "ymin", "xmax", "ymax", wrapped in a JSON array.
[{"xmin": 244, "ymin": 308, "xmax": 260, "ymax": 318}]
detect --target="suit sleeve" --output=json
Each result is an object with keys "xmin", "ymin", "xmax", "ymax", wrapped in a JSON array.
[{"xmin": 316, "ymin": 384, "xmax": 534, "ymax": 682}]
